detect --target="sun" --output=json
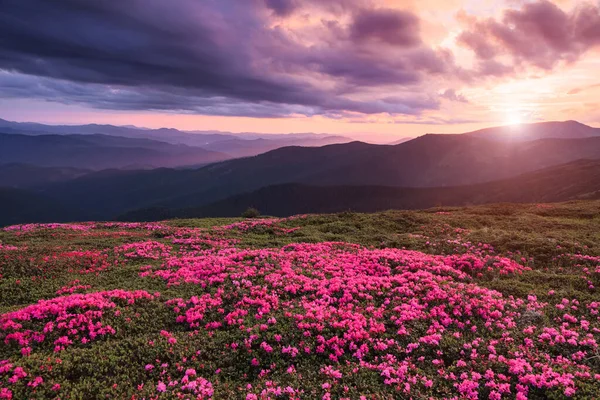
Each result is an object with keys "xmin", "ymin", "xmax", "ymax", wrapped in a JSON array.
[{"xmin": 505, "ymin": 112, "xmax": 523, "ymax": 126}]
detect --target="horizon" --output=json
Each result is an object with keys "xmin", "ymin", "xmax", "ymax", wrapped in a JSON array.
[
  {"xmin": 2, "ymin": 0, "xmax": 600, "ymax": 142},
  {"xmin": 2, "ymin": 115, "xmax": 599, "ymax": 144}
]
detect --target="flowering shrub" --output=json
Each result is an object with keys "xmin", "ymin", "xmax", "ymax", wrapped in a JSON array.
[
  {"xmin": 0, "ymin": 204, "xmax": 599, "ymax": 398},
  {"xmin": 55, "ymin": 279, "xmax": 92, "ymax": 295},
  {"xmin": 218, "ymin": 216, "xmax": 304, "ymax": 235},
  {"xmin": 116, "ymin": 241, "xmax": 172, "ymax": 260},
  {"xmin": 1, "ymin": 290, "xmax": 156, "ymax": 354},
  {"xmin": 2, "ymin": 223, "xmax": 94, "ymax": 234}
]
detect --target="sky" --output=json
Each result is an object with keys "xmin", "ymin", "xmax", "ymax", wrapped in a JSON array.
[{"xmin": 1, "ymin": 0, "xmax": 600, "ymax": 142}]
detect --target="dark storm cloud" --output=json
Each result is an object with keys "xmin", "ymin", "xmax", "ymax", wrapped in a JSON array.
[
  {"xmin": 0, "ymin": 0, "xmax": 452, "ymax": 116},
  {"xmin": 0, "ymin": 71, "xmax": 442, "ymax": 118},
  {"xmin": 459, "ymin": 0, "xmax": 600, "ymax": 71},
  {"xmin": 0, "ymin": 0, "xmax": 301, "ymax": 103}
]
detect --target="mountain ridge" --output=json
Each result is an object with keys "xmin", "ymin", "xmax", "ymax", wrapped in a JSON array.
[
  {"xmin": 460, "ymin": 120, "xmax": 600, "ymax": 141},
  {"xmin": 0, "ymin": 118, "xmax": 352, "ymax": 156},
  {"xmin": 119, "ymin": 158, "xmax": 600, "ymax": 220},
  {"xmin": 27, "ymin": 135, "xmax": 600, "ymax": 220},
  {"xmin": 0, "ymin": 132, "xmax": 230, "ymax": 170}
]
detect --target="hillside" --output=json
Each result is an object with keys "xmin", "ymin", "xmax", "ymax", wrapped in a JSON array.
[
  {"xmin": 0, "ymin": 187, "xmax": 76, "ymax": 226},
  {"xmin": 0, "ymin": 163, "xmax": 90, "ymax": 188},
  {"xmin": 0, "ymin": 133, "xmax": 230, "ymax": 169},
  {"xmin": 120, "ymin": 159, "xmax": 600, "ymax": 220},
  {"xmin": 1, "ymin": 202, "xmax": 599, "ymax": 398},
  {"xmin": 202, "ymin": 136, "xmax": 352, "ymax": 158},
  {"xmin": 151, "ymin": 134, "xmax": 600, "ymax": 193},
  {"xmin": 306, "ymin": 134, "xmax": 600, "ymax": 187},
  {"xmin": 463, "ymin": 120, "xmax": 600, "ymax": 141},
  {"xmin": 1, "ymin": 156, "xmax": 597, "ymax": 225},
  {"xmin": 33, "ymin": 135, "xmax": 600, "ymax": 219},
  {"xmin": 35, "ymin": 141, "xmax": 378, "ymax": 218}
]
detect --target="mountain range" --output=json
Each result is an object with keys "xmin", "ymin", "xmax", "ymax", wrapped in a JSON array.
[
  {"xmin": 463, "ymin": 120, "xmax": 600, "ymax": 141},
  {"xmin": 119, "ymin": 158, "xmax": 600, "ymax": 220},
  {"xmin": 1, "ymin": 119, "xmax": 600, "ymax": 225},
  {"xmin": 0, "ymin": 118, "xmax": 351, "ymax": 162},
  {"xmin": 0, "ymin": 133, "xmax": 230, "ymax": 170}
]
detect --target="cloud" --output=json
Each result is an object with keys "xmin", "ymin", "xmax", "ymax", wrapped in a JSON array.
[
  {"xmin": 567, "ymin": 83, "xmax": 600, "ymax": 95},
  {"xmin": 457, "ymin": 31, "xmax": 497, "ymax": 60},
  {"xmin": 458, "ymin": 0, "xmax": 600, "ymax": 72},
  {"xmin": 350, "ymin": 8, "xmax": 421, "ymax": 46},
  {"xmin": 0, "ymin": 0, "xmax": 458, "ymax": 117},
  {"xmin": 440, "ymin": 89, "xmax": 468, "ymax": 103},
  {"xmin": 264, "ymin": 0, "xmax": 298, "ymax": 16},
  {"xmin": 0, "ymin": 70, "xmax": 443, "ymax": 118}
]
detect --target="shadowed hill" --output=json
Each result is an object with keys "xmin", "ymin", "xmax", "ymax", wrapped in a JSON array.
[
  {"xmin": 35, "ymin": 135, "xmax": 600, "ymax": 219},
  {"xmin": 118, "ymin": 159, "xmax": 600, "ymax": 220},
  {"xmin": 0, "ymin": 163, "xmax": 90, "ymax": 188},
  {"xmin": 3, "ymin": 158, "xmax": 600, "ymax": 225},
  {"xmin": 0, "ymin": 187, "xmax": 77, "ymax": 226}
]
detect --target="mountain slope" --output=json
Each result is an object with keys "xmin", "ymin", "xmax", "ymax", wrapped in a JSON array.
[
  {"xmin": 6, "ymin": 157, "xmax": 600, "ymax": 224},
  {"xmin": 463, "ymin": 120, "xmax": 600, "ymax": 141},
  {"xmin": 35, "ymin": 135, "xmax": 600, "ymax": 218},
  {"xmin": 305, "ymin": 134, "xmax": 600, "ymax": 187},
  {"xmin": 121, "ymin": 159, "xmax": 600, "ymax": 219},
  {"xmin": 202, "ymin": 136, "xmax": 352, "ymax": 158},
  {"xmin": 0, "ymin": 133, "xmax": 230, "ymax": 169},
  {"xmin": 0, "ymin": 164, "xmax": 90, "ymax": 188},
  {"xmin": 0, "ymin": 187, "xmax": 77, "ymax": 226}
]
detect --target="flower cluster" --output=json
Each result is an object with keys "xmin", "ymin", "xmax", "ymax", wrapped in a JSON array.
[
  {"xmin": 217, "ymin": 216, "xmax": 304, "ymax": 234},
  {"xmin": 1, "ymin": 211, "xmax": 599, "ymax": 399},
  {"xmin": 1, "ymin": 290, "xmax": 156, "ymax": 353},
  {"xmin": 55, "ymin": 279, "xmax": 92, "ymax": 295},
  {"xmin": 116, "ymin": 241, "xmax": 172, "ymax": 260}
]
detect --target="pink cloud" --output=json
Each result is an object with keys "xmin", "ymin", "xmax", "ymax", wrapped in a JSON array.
[
  {"xmin": 458, "ymin": 0, "xmax": 600, "ymax": 71},
  {"xmin": 350, "ymin": 8, "xmax": 422, "ymax": 46}
]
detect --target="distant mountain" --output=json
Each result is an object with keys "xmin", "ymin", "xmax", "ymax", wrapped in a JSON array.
[
  {"xmin": 387, "ymin": 137, "xmax": 413, "ymax": 145},
  {"xmin": 29, "ymin": 135, "xmax": 600, "ymax": 220},
  {"xmin": 0, "ymin": 118, "xmax": 352, "ymax": 154},
  {"xmin": 120, "ymin": 159, "xmax": 600, "ymax": 220},
  {"xmin": 202, "ymin": 136, "xmax": 352, "ymax": 158},
  {"xmin": 463, "ymin": 120, "xmax": 600, "ymax": 141},
  {"xmin": 302, "ymin": 134, "xmax": 600, "ymax": 187},
  {"xmin": 0, "ymin": 164, "xmax": 90, "ymax": 188},
  {"xmin": 37, "ymin": 141, "xmax": 380, "ymax": 218},
  {"xmin": 4, "ymin": 157, "xmax": 600, "ymax": 226},
  {"xmin": 0, "ymin": 118, "xmax": 238, "ymax": 145},
  {"xmin": 0, "ymin": 133, "xmax": 230, "ymax": 170}
]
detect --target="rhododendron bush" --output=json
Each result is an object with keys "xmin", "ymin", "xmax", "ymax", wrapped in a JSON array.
[{"xmin": 0, "ymin": 203, "xmax": 599, "ymax": 399}]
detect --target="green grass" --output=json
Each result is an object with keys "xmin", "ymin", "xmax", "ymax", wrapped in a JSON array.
[{"xmin": 1, "ymin": 200, "xmax": 599, "ymax": 398}]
